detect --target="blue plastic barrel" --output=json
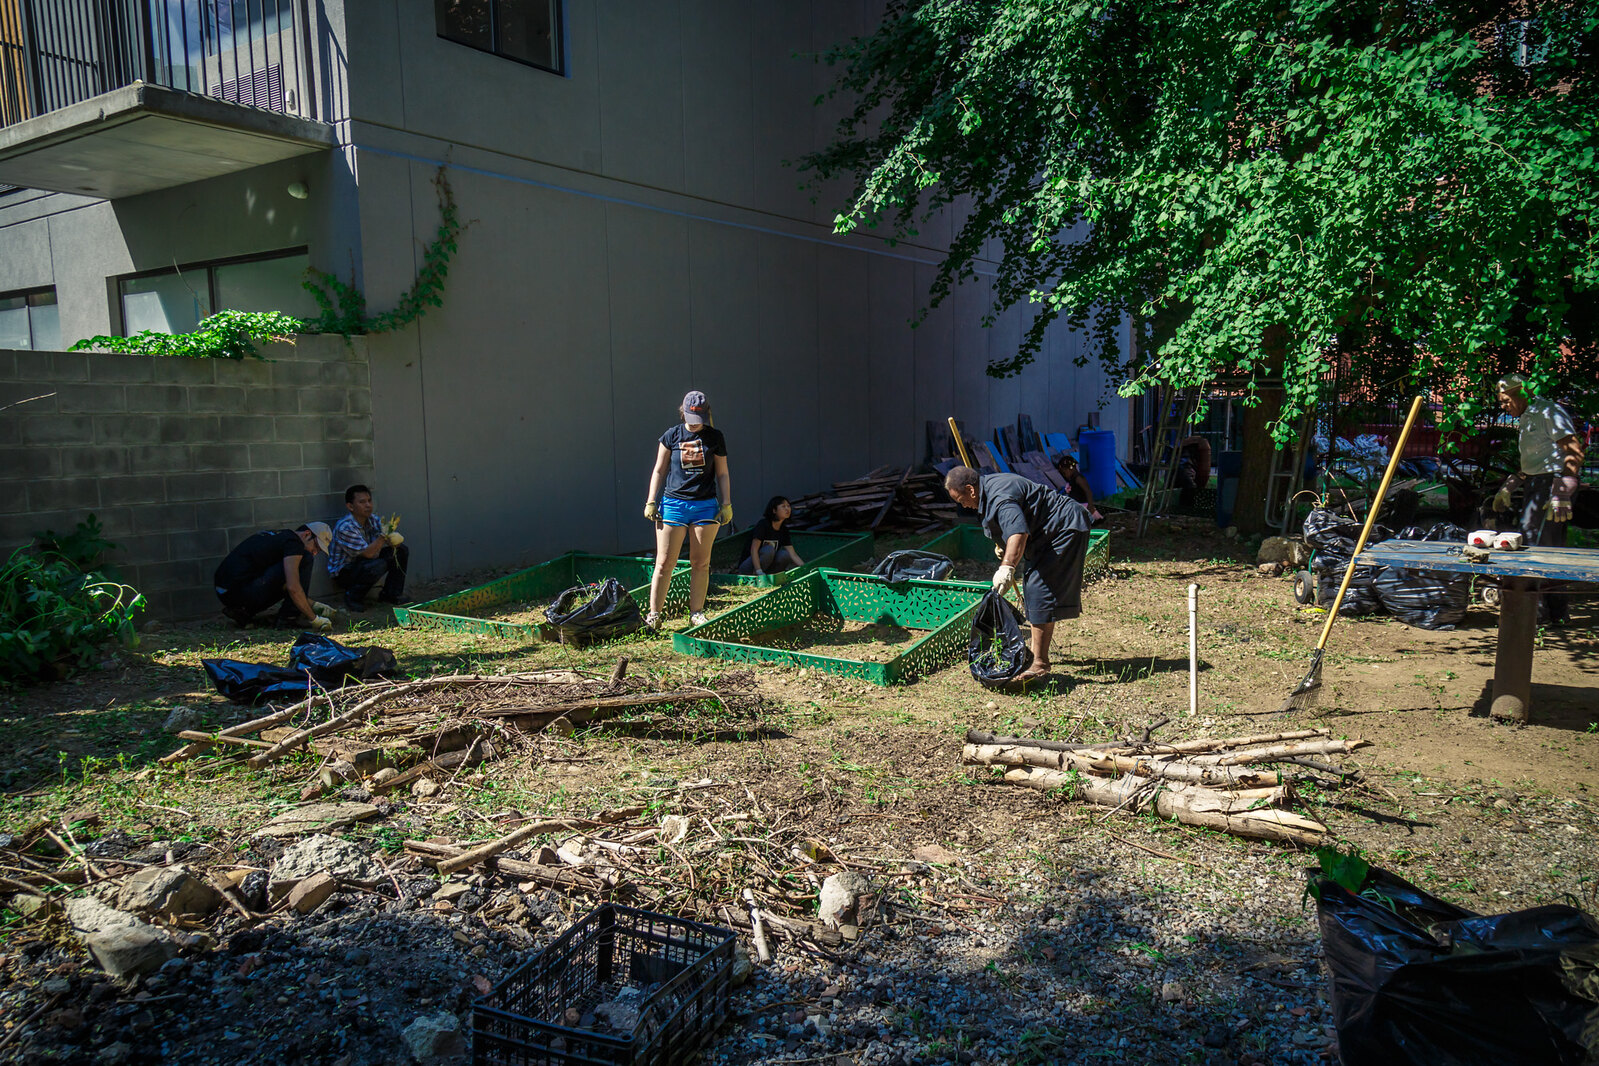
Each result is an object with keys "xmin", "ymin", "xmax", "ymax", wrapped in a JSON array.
[{"xmin": 1078, "ymin": 429, "xmax": 1118, "ymax": 502}]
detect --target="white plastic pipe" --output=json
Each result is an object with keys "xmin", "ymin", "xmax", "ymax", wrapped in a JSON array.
[{"xmin": 1188, "ymin": 583, "xmax": 1199, "ymax": 716}]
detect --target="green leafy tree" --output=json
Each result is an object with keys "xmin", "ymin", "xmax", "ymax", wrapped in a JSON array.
[{"xmin": 804, "ymin": 0, "xmax": 1599, "ymax": 443}]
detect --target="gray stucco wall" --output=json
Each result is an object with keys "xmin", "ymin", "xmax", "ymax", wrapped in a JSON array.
[
  {"xmin": 0, "ymin": 337, "xmax": 371, "ymax": 618},
  {"xmin": 349, "ymin": 1, "xmax": 1132, "ymax": 580}
]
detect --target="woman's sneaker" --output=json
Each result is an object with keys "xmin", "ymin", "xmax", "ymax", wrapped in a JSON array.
[
  {"xmin": 644, "ymin": 612, "xmax": 661, "ymax": 632},
  {"xmin": 690, "ymin": 611, "xmax": 709, "ymax": 627}
]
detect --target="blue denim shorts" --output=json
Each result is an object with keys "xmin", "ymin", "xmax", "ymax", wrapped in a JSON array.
[{"xmin": 660, "ymin": 496, "xmax": 719, "ymax": 527}]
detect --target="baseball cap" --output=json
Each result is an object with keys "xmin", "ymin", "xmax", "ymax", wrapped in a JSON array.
[
  {"xmin": 681, "ymin": 390, "xmax": 711, "ymax": 423},
  {"xmin": 305, "ymin": 521, "xmax": 333, "ymax": 553}
]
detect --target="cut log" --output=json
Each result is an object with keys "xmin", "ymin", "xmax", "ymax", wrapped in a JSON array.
[
  {"xmin": 964, "ymin": 730, "xmax": 1118, "ymax": 753},
  {"xmin": 1002, "ymin": 768, "xmax": 1326, "ymax": 845},
  {"xmin": 174, "ymin": 731, "xmax": 274, "ymax": 750},
  {"xmin": 1187, "ymin": 739, "xmax": 1370, "ymax": 766},
  {"xmin": 963, "ymin": 743, "xmax": 1279, "ymax": 788},
  {"xmin": 480, "ymin": 689, "xmax": 718, "ymax": 722}
]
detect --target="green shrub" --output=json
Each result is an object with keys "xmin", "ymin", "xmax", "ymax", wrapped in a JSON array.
[{"xmin": 0, "ymin": 516, "xmax": 145, "ymax": 683}]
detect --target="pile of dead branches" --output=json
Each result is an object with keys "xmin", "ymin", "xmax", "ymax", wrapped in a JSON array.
[
  {"xmin": 161, "ymin": 660, "xmax": 727, "ymax": 801},
  {"xmin": 963, "ymin": 724, "xmax": 1370, "ymax": 846}
]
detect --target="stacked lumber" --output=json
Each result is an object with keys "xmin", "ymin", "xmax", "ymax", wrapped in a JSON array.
[
  {"xmin": 963, "ymin": 725, "xmax": 1368, "ymax": 845},
  {"xmin": 790, "ymin": 465, "xmax": 957, "ymax": 533}
]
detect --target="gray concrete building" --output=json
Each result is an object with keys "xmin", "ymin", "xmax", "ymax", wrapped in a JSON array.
[{"xmin": 1, "ymin": 0, "xmax": 1131, "ymax": 616}]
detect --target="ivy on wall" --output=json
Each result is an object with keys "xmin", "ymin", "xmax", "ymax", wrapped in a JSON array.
[{"xmin": 70, "ymin": 167, "xmax": 464, "ymax": 360}]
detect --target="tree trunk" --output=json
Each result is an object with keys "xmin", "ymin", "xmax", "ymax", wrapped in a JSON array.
[{"xmin": 1233, "ymin": 384, "xmax": 1285, "ymax": 534}]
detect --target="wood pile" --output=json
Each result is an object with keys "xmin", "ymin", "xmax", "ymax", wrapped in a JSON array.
[
  {"xmin": 790, "ymin": 465, "xmax": 957, "ymax": 534},
  {"xmin": 963, "ymin": 724, "xmax": 1368, "ymax": 845}
]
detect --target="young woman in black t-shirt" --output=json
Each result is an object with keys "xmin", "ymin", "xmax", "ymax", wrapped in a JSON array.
[
  {"xmin": 737, "ymin": 496, "xmax": 806, "ymax": 575},
  {"xmin": 644, "ymin": 390, "xmax": 731, "ymax": 628}
]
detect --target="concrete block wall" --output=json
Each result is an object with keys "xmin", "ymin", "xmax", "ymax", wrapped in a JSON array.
[{"xmin": 0, "ymin": 335, "xmax": 372, "ymax": 618}]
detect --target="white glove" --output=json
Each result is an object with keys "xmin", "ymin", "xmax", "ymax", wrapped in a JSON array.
[
  {"xmin": 386, "ymin": 532, "xmax": 404, "ymax": 546},
  {"xmin": 991, "ymin": 564, "xmax": 1016, "ymax": 590},
  {"xmin": 310, "ymin": 614, "xmax": 333, "ymax": 633}
]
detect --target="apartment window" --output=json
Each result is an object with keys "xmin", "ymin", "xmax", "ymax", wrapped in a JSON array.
[
  {"xmin": 0, "ymin": 290, "xmax": 61, "ymax": 351},
  {"xmin": 437, "ymin": 0, "xmax": 563, "ymax": 74},
  {"xmin": 118, "ymin": 250, "xmax": 313, "ymax": 336}
]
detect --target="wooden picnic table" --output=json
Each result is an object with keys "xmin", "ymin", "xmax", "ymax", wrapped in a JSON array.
[{"xmin": 1355, "ymin": 539, "xmax": 1599, "ymax": 723}]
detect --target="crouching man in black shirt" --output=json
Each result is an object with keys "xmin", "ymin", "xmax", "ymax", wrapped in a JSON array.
[
  {"xmin": 214, "ymin": 523, "xmax": 332, "ymax": 630},
  {"xmin": 945, "ymin": 467, "xmax": 1090, "ymax": 682}
]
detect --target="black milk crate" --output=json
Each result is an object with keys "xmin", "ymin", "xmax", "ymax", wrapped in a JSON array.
[{"xmin": 473, "ymin": 904, "xmax": 735, "ymax": 1065}]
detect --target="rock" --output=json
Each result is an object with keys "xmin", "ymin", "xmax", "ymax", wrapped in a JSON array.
[
  {"xmin": 238, "ymin": 870, "xmax": 269, "ymax": 911},
  {"xmin": 319, "ymin": 760, "xmax": 359, "ymax": 789},
  {"xmin": 1257, "ymin": 562, "xmax": 1283, "ymax": 576},
  {"xmin": 287, "ymin": 871, "xmax": 338, "ymax": 914},
  {"xmin": 401, "ymin": 1011, "xmax": 465, "ymax": 1064},
  {"xmin": 818, "ymin": 870, "xmax": 872, "ymax": 928},
  {"xmin": 412, "ymin": 778, "xmax": 442, "ymax": 799},
  {"xmin": 595, "ymin": 999, "xmax": 642, "ymax": 1031},
  {"xmin": 1257, "ymin": 536, "xmax": 1293, "ymax": 565},
  {"xmin": 116, "ymin": 865, "xmax": 220, "ymax": 920},
  {"xmin": 434, "ymin": 883, "xmax": 471, "ymax": 903},
  {"xmin": 256, "ymin": 802, "xmax": 379, "ymax": 838},
  {"xmin": 46, "ymin": 1007, "xmax": 84, "ymax": 1030},
  {"xmin": 730, "ymin": 946, "xmax": 754, "ymax": 987},
  {"xmin": 64, "ymin": 897, "xmax": 178, "ymax": 978},
  {"xmin": 10, "ymin": 893, "xmax": 58, "ymax": 919},
  {"xmin": 546, "ymin": 716, "xmax": 574, "ymax": 737},
  {"xmin": 271, "ymin": 834, "xmax": 386, "ymax": 885},
  {"xmin": 912, "ymin": 844, "xmax": 959, "ymax": 865},
  {"xmin": 161, "ymin": 706, "xmax": 205, "ymax": 734},
  {"xmin": 533, "ymin": 845, "xmax": 560, "ymax": 866},
  {"xmin": 1160, "ymin": 980, "xmax": 1186, "ymax": 1003},
  {"xmin": 372, "ymin": 767, "xmax": 400, "ymax": 786},
  {"xmin": 99, "ymin": 1042, "xmax": 134, "ymax": 1065}
]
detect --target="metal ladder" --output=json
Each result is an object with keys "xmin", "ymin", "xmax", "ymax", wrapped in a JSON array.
[
  {"xmin": 1264, "ymin": 410, "xmax": 1316, "ymax": 533},
  {"xmin": 1137, "ymin": 385, "xmax": 1202, "ymax": 537}
]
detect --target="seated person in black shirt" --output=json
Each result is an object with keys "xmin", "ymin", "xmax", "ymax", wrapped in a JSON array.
[
  {"xmin": 737, "ymin": 496, "xmax": 806, "ymax": 576},
  {"xmin": 214, "ymin": 523, "xmax": 333, "ymax": 630}
]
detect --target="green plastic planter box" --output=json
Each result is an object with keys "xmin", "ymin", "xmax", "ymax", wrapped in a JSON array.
[
  {"xmin": 394, "ymin": 552, "xmax": 690, "ymax": 640},
  {"xmin": 918, "ymin": 523, "xmax": 1110, "ymax": 576},
  {"xmin": 672, "ymin": 568, "xmax": 987, "ymax": 686},
  {"xmin": 707, "ymin": 530, "xmax": 875, "ymax": 588}
]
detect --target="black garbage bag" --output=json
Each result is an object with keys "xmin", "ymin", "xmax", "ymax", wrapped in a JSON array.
[
  {"xmin": 543, "ymin": 578, "xmax": 643, "ymax": 643},
  {"xmin": 1306, "ymin": 508, "xmax": 1389, "ymax": 615},
  {"xmin": 1375, "ymin": 524, "xmax": 1471, "ymax": 629},
  {"xmin": 872, "ymin": 550, "xmax": 954, "ymax": 583},
  {"xmin": 203, "ymin": 632, "xmax": 399, "ymax": 704},
  {"xmin": 1313, "ymin": 862, "xmax": 1599, "ymax": 1066},
  {"xmin": 968, "ymin": 590, "xmax": 1032, "ymax": 686}
]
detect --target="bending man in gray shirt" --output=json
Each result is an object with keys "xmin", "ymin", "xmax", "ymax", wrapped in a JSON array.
[{"xmin": 945, "ymin": 467, "xmax": 1091, "ymax": 682}]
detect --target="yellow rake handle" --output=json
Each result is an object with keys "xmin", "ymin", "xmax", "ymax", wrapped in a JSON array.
[
  {"xmin": 948, "ymin": 417, "xmax": 975, "ymax": 469},
  {"xmin": 1314, "ymin": 394, "xmax": 1425, "ymax": 652}
]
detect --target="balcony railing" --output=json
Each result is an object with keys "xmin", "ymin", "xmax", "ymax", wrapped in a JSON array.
[{"xmin": 0, "ymin": 0, "xmax": 317, "ymax": 130}]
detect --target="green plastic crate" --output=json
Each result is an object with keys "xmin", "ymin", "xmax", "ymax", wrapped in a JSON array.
[
  {"xmin": 394, "ymin": 552, "xmax": 690, "ymax": 640},
  {"xmin": 672, "ymin": 568, "xmax": 987, "ymax": 686},
  {"xmin": 917, "ymin": 523, "xmax": 1110, "ymax": 576},
  {"xmin": 707, "ymin": 531, "xmax": 875, "ymax": 588}
]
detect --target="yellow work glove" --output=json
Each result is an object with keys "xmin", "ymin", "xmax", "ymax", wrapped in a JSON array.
[
  {"xmin": 380, "ymin": 513, "xmax": 401, "ymax": 536},
  {"xmin": 310, "ymin": 614, "xmax": 334, "ymax": 633},
  {"xmin": 644, "ymin": 501, "xmax": 660, "ymax": 522},
  {"xmin": 386, "ymin": 532, "xmax": 404, "ymax": 547},
  {"xmin": 1491, "ymin": 487, "xmax": 1513, "ymax": 513},
  {"xmin": 716, "ymin": 504, "xmax": 733, "ymax": 526},
  {"xmin": 1545, "ymin": 476, "xmax": 1578, "ymax": 523},
  {"xmin": 993, "ymin": 544, "xmax": 1005, "ymax": 561},
  {"xmin": 991, "ymin": 564, "xmax": 1016, "ymax": 591},
  {"xmin": 311, "ymin": 601, "xmax": 337, "ymax": 618}
]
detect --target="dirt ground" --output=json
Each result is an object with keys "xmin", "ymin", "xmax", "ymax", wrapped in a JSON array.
[{"xmin": 1, "ymin": 515, "xmax": 1596, "ymax": 1064}]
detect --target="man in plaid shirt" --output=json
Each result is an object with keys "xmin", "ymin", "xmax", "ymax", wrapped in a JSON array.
[{"xmin": 328, "ymin": 484, "xmax": 411, "ymax": 610}]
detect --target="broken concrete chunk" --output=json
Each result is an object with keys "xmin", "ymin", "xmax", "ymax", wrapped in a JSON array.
[
  {"xmin": 271, "ymin": 834, "xmax": 385, "ymax": 886},
  {"xmin": 64, "ymin": 897, "xmax": 179, "ymax": 979},
  {"xmin": 372, "ymin": 767, "xmax": 401, "ymax": 786},
  {"xmin": 256, "ymin": 802, "xmax": 379, "ymax": 838},
  {"xmin": 817, "ymin": 870, "xmax": 872, "ymax": 929},
  {"xmin": 401, "ymin": 1010, "xmax": 465, "ymax": 1064},
  {"xmin": 116, "ymin": 865, "xmax": 220, "ymax": 920},
  {"xmin": 412, "ymin": 778, "xmax": 441, "ymax": 799},
  {"xmin": 287, "ymin": 871, "xmax": 338, "ymax": 914},
  {"xmin": 161, "ymin": 706, "xmax": 204, "ymax": 734},
  {"xmin": 10, "ymin": 893, "xmax": 58, "ymax": 919}
]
